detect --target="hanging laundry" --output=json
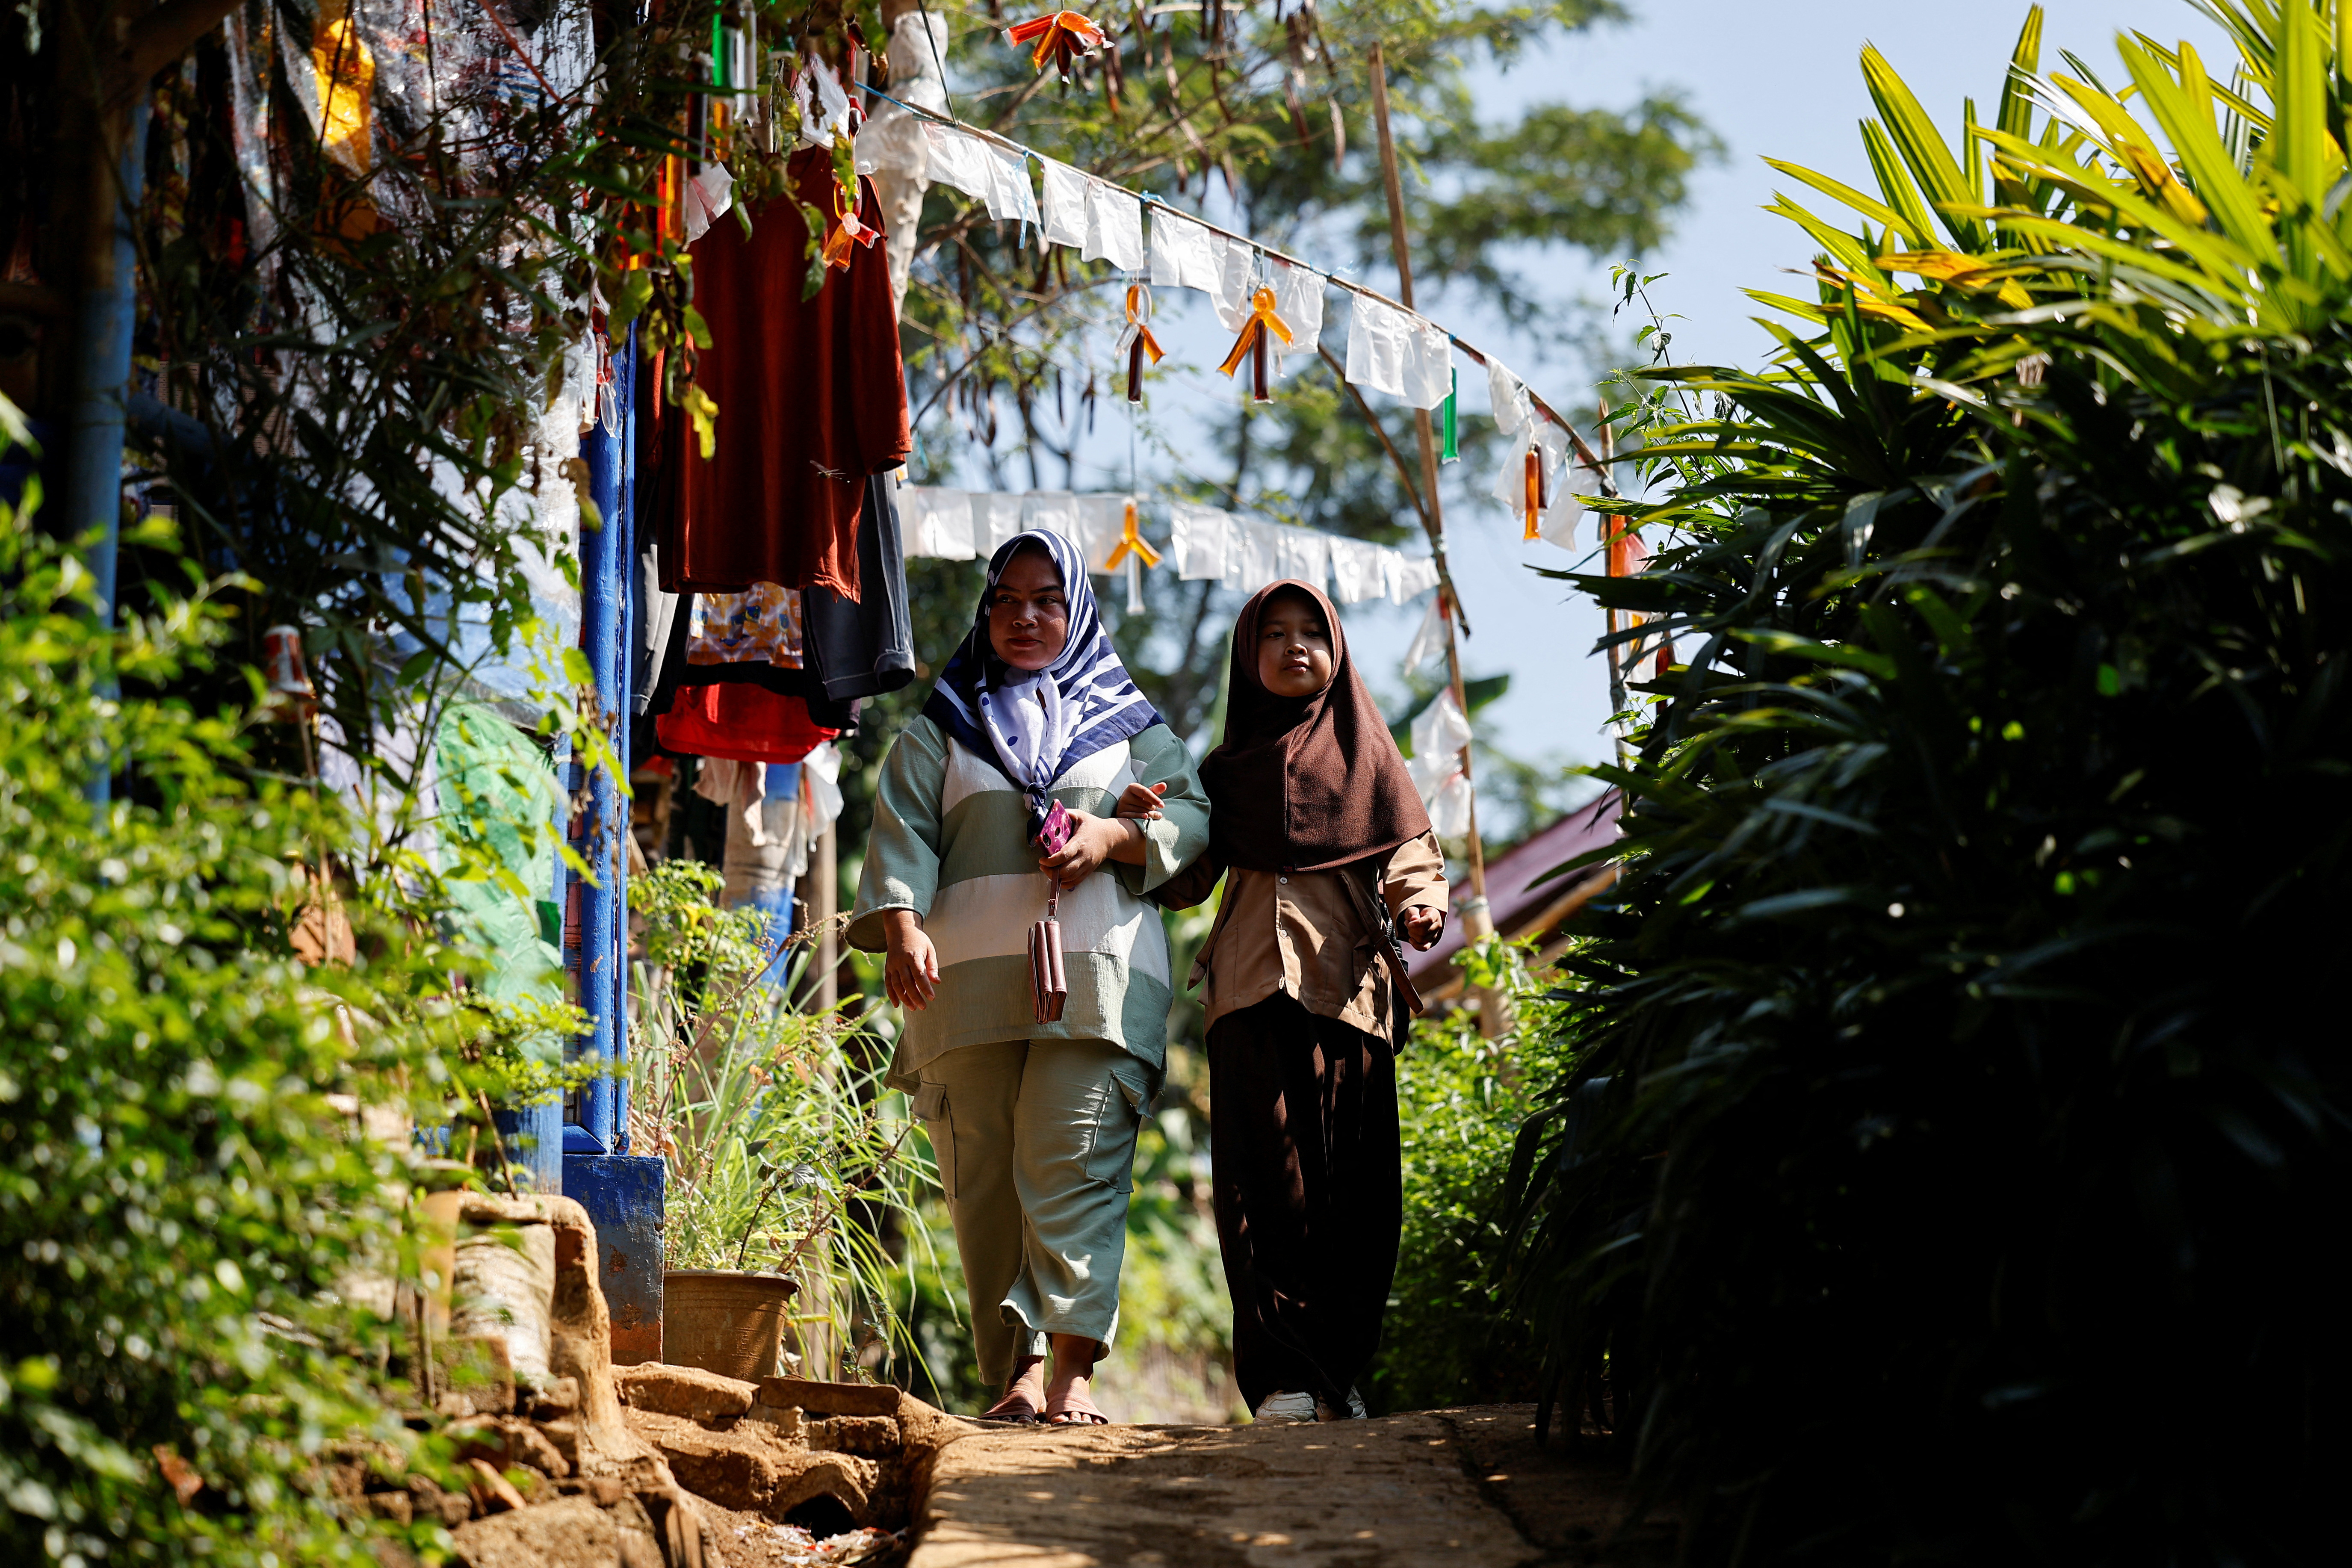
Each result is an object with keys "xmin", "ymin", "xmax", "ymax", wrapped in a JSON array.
[
  {"xmin": 685, "ymin": 581, "xmax": 807, "ymax": 670},
  {"xmin": 1345, "ymin": 293, "xmax": 1453, "ymax": 410},
  {"xmin": 657, "ymin": 681, "xmax": 844, "ymax": 765},
  {"xmin": 1040, "ymin": 161, "xmax": 1148, "ymax": 271},
  {"xmin": 1149, "ymin": 207, "xmax": 1222, "ymax": 294},
  {"xmin": 1170, "ymin": 503, "xmax": 1232, "ymax": 580},
  {"xmin": 972, "ymin": 491, "xmax": 1028, "ymax": 557},
  {"xmin": 801, "ymin": 474, "xmax": 917, "ymax": 701},
  {"xmin": 1268, "ymin": 258, "xmax": 1327, "ymax": 366},
  {"xmin": 902, "ymin": 485, "xmax": 977, "ymax": 560},
  {"xmin": 1327, "ymin": 536, "xmax": 1387, "ymax": 605},
  {"xmin": 663, "ymin": 146, "xmax": 909, "ymax": 599}
]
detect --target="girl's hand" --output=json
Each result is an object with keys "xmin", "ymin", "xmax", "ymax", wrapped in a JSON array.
[
  {"xmin": 882, "ymin": 910, "xmax": 939, "ymax": 1009},
  {"xmin": 1040, "ymin": 810, "xmax": 1143, "ymax": 888},
  {"xmin": 1401, "ymin": 905, "xmax": 1446, "ymax": 951},
  {"xmin": 1112, "ymin": 780, "xmax": 1167, "ymax": 820}
]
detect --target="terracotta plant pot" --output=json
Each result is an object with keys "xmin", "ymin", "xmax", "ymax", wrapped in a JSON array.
[{"xmin": 662, "ymin": 1269, "xmax": 798, "ymax": 1382}]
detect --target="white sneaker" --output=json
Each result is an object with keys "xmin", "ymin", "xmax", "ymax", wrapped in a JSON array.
[
  {"xmin": 1252, "ymin": 1390, "xmax": 1318, "ymax": 1424},
  {"xmin": 1315, "ymin": 1387, "xmax": 1368, "ymax": 1422}
]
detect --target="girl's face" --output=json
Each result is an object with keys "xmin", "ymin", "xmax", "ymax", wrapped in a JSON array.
[
  {"xmin": 1256, "ymin": 590, "xmax": 1335, "ymax": 698},
  {"xmin": 987, "ymin": 546, "xmax": 1070, "ymax": 672}
]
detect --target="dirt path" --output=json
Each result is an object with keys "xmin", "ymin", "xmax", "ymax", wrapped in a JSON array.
[{"xmin": 905, "ymin": 1405, "xmax": 1672, "ymax": 1568}]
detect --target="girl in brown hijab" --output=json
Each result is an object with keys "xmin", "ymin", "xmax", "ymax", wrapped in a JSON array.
[{"xmin": 1122, "ymin": 579, "xmax": 1447, "ymax": 1423}]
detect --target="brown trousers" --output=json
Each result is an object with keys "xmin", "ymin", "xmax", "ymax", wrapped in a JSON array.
[{"xmin": 1207, "ymin": 993, "xmax": 1402, "ymax": 1411}]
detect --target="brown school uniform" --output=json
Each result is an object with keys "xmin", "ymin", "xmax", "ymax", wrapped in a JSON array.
[{"xmin": 1164, "ymin": 579, "xmax": 1445, "ymax": 1413}]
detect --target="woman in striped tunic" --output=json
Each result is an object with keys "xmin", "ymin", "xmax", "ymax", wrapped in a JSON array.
[{"xmin": 848, "ymin": 529, "xmax": 1208, "ymax": 1425}]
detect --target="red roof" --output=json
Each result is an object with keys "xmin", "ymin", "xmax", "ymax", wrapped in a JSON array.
[{"xmin": 1409, "ymin": 791, "xmax": 1620, "ymax": 986}]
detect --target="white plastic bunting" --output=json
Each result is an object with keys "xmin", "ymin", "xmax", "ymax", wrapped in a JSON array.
[
  {"xmin": 972, "ymin": 491, "xmax": 1026, "ymax": 557},
  {"xmin": 1170, "ymin": 503, "xmax": 1230, "ymax": 580},
  {"xmin": 1345, "ymin": 292, "xmax": 1453, "ymax": 409},
  {"xmin": 1226, "ymin": 519, "xmax": 1282, "ymax": 594},
  {"xmin": 901, "ymin": 484, "xmax": 976, "ymax": 560},
  {"xmin": 919, "ymin": 121, "xmax": 992, "ymax": 201},
  {"xmin": 1149, "ymin": 207, "xmax": 1221, "ymax": 293},
  {"xmin": 904, "ymin": 488, "xmax": 1442, "ymax": 608},
  {"xmin": 1268, "ymin": 257, "xmax": 1326, "ymax": 365},
  {"xmin": 1407, "ymin": 690, "xmax": 1476, "ymax": 839},
  {"xmin": 1039, "ymin": 162, "xmax": 1146, "ymax": 271}
]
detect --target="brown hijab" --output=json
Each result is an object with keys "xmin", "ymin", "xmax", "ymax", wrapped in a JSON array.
[{"xmin": 1200, "ymin": 579, "xmax": 1431, "ymax": 873}]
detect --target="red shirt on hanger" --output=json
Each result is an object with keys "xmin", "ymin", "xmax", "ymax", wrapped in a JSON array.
[{"xmin": 663, "ymin": 147, "xmax": 910, "ymax": 601}]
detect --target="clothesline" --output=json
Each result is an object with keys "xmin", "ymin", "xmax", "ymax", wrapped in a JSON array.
[
  {"xmin": 895, "ymin": 483, "xmax": 1443, "ymax": 612},
  {"xmin": 850, "ymin": 79, "xmax": 1622, "ymax": 501}
]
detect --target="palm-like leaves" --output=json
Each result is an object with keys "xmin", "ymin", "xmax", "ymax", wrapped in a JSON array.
[{"xmin": 1506, "ymin": 6, "xmax": 2352, "ymax": 1560}]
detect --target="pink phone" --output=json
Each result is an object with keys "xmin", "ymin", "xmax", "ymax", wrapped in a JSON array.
[{"xmin": 1036, "ymin": 799, "xmax": 1074, "ymax": 856}]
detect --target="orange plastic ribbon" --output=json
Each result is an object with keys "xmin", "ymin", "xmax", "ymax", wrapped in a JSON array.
[
  {"xmin": 1007, "ymin": 10, "xmax": 1106, "ymax": 76},
  {"xmin": 821, "ymin": 177, "xmax": 881, "ymax": 270},
  {"xmin": 1217, "ymin": 287, "xmax": 1294, "ymax": 402},
  {"xmin": 1522, "ymin": 446, "xmax": 1544, "ymax": 541},
  {"xmin": 1103, "ymin": 499, "xmax": 1163, "ymax": 570},
  {"xmin": 1117, "ymin": 284, "xmax": 1164, "ymax": 403}
]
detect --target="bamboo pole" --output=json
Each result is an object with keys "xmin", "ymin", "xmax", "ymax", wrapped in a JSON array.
[
  {"xmin": 1598, "ymin": 402, "xmax": 1633, "ymax": 797},
  {"xmin": 1368, "ymin": 42, "xmax": 1492, "ymax": 942}
]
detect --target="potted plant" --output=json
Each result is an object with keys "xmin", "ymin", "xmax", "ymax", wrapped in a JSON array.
[{"xmin": 628, "ymin": 860, "xmax": 937, "ymax": 1383}]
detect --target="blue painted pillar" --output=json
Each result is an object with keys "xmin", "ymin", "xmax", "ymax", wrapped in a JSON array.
[
  {"xmin": 569, "ymin": 328, "xmax": 634, "ymax": 1154},
  {"xmin": 67, "ymin": 97, "xmax": 148, "ymax": 806},
  {"xmin": 564, "ymin": 1152, "xmax": 665, "ymax": 1365}
]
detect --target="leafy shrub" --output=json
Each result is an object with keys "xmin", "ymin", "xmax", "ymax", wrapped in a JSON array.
[
  {"xmin": 1371, "ymin": 937, "xmax": 1581, "ymax": 1415},
  {"xmin": 1508, "ymin": 8, "xmax": 2352, "ymax": 1559},
  {"xmin": 0, "ymin": 455, "xmax": 478, "ymax": 1561}
]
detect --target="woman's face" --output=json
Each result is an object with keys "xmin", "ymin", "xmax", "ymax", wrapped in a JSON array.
[
  {"xmin": 1256, "ymin": 590, "xmax": 1335, "ymax": 698},
  {"xmin": 987, "ymin": 546, "xmax": 1070, "ymax": 672}
]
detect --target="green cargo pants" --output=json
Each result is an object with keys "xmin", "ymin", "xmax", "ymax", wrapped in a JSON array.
[{"xmin": 910, "ymin": 1037, "xmax": 1155, "ymax": 1393}]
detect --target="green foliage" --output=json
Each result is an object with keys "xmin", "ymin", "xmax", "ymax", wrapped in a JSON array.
[
  {"xmin": 0, "ymin": 461, "xmax": 508, "ymax": 1561},
  {"xmin": 1507, "ymin": 6, "xmax": 2352, "ymax": 1559},
  {"xmin": 1371, "ymin": 936, "xmax": 1581, "ymax": 1414},
  {"xmin": 627, "ymin": 859, "xmax": 940, "ymax": 1383}
]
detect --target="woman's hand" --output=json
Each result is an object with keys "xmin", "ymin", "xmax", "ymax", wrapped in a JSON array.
[
  {"xmin": 882, "ymin": 909, "xmax": 939, "ymax": 1009},
  {"xmin": 1040, "ymin": 809, "xmax": 1144, "ymax": 888},
  {"xmin": 1112, "ymin": 780, "xmax": 1167, "ymax": 821},
  {"xmin": 1401, "ymin": 905, "xmax": 1446, "ymax": 951}
]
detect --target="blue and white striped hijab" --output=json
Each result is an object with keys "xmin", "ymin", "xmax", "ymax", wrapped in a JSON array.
[{"xmin": 923, "ymin": 529, "xmax": 1162, "ymax": 833}]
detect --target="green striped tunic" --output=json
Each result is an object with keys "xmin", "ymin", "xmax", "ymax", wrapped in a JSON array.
[{"xmin": 848, "ymin": 716, "xmax": 1210, "ymax": 1091}]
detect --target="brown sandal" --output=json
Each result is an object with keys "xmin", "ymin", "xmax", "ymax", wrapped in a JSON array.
[
  {"xmin": 980, "ymin": 1390, "xmax": 1041, "ymax": 1424},
  {"xmin": 981, "ymin": 1361, "xmax": 1045, "ymax": 1425},
  {"xmin": 1045, "ymin": 1394, "xmax": 1110, "ymax": 1426}
]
